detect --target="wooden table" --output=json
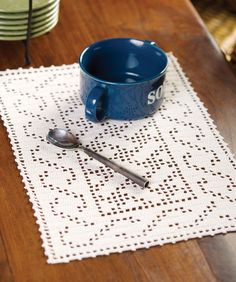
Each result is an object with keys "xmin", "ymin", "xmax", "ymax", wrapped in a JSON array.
[{"xmin": 0, "ymin": 0, "xmax": 236, "ymax": 281}]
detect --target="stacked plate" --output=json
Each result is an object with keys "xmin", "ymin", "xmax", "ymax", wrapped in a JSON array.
[{"xmin": 0, "ymin": 0, "xmax": 60, "ymax": 41}]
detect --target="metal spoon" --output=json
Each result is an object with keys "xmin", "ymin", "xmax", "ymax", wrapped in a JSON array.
[{"xmin": 47, "ymin": 128, "xmax": 149, "ymax": 188}]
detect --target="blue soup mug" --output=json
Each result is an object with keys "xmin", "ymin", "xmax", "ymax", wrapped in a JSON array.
[{"xmin": 78, "ymin": 38, "xmax": 168, "ymax": 122}]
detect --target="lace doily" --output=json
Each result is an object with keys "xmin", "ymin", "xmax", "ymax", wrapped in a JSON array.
[{"xmin": 0, "ymin": 54, "xmax": 235, "ymax": 264}]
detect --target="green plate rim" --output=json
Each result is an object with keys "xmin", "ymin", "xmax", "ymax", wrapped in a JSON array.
[
  {"xmin": 0, "ymin": 5, "xmax": 58, "ymax": 25},
  {"xmin": 0, "ymin": 0, "xmax": 59, "ymax": 19},
  {"xmin": 0, "ymin": 0, "xmax": 56, "ymax": 13},
  {"xmin": 0, "ymin": 17, "xmax": 58, "ymax": 40},
  {"xmin": 0, "ymin": 11, "xmax": 58, "ymax": 31},
  {"xmin": 0, "ymin": 14, "xmax": 58, "ymax": 35}
]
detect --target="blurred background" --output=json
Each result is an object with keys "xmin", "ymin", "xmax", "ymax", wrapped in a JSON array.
[{"xmin": 191, "ymin": 0, "xmax": 236, "ymax": 74}]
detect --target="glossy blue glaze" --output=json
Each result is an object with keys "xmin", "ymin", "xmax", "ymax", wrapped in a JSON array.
[{"xmin": 79, "ymin": 38, "xmax": 168, "ymax": 122}]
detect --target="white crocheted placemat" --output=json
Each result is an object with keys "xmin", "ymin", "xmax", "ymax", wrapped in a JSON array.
[{"xmin": 0, "ymin": 54, "xmax": 235, "ymax": 264}]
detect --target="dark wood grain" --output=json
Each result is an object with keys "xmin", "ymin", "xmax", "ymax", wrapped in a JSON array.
[
  {"xmin": 0, "ymin": 0, "xmax": 236, "ymax": 281},
  {"xmin": 0, "ymin": 231, "xmax": 13, "ymax": 282}
]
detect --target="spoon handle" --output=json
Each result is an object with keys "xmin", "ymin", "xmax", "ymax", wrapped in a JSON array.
[{"xmin": 80, "ymin": 146, "xmax": 149, "ymax": 188}]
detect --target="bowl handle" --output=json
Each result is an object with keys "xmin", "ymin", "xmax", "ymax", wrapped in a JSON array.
[{"xmin": 85, "ymin": 86, "xmax": 107, "ymax": 122}]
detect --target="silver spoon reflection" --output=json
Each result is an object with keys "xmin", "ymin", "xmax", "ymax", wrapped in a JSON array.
[{"xmin": 47, "ymin": 128, "xmax": 149, "ymax": 188}]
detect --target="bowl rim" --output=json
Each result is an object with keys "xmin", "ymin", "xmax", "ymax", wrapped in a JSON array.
[{"xmin": 78, "ymin": 37, "xmax": 168, "ymax": 86}]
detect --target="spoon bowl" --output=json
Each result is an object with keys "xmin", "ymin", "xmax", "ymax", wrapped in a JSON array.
[{"xmin": 47, "ymin": 128, "xmax": 79, "ymax": 149}]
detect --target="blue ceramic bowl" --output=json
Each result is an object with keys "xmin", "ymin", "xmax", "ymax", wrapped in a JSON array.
[{"xmin": 79, "ymin": 38, "xmax": 168, "ymax": 122}]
